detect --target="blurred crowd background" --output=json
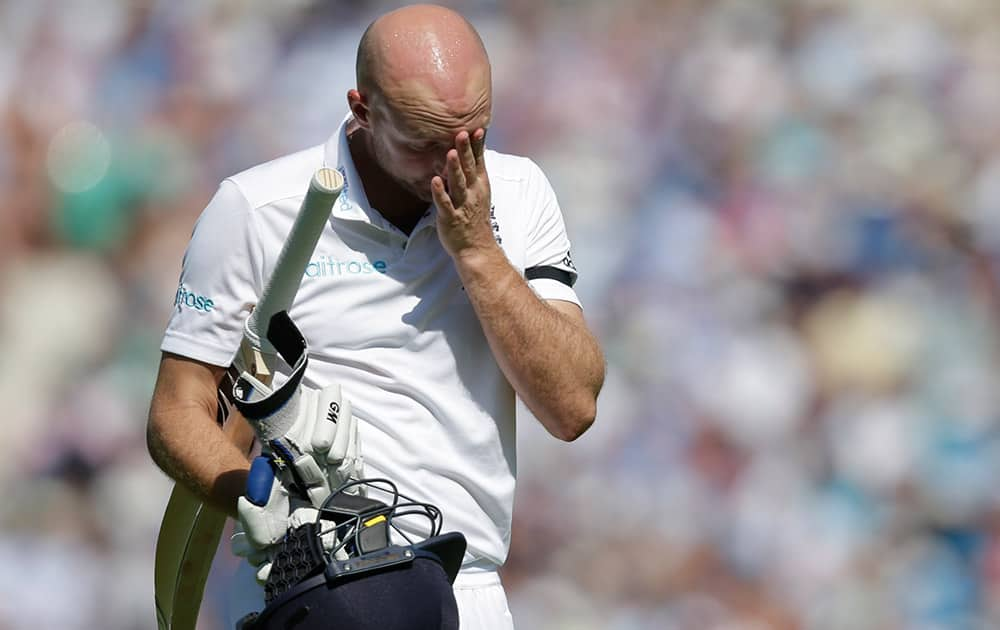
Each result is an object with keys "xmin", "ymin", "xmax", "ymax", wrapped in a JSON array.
[{"xmin": 2, "ymin": 0, "xmax": 1000, "ymax": 628}]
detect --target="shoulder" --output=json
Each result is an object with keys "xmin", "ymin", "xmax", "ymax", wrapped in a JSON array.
[
  {"xmin": 224, "ymin": 144, "xmax": 326, "ymax": 211},
  {"xmin": 485, "ymin": 150, "xmax": 559, "ymax": 219},
  {"xmin": 484, "ymin": 149, "xmax": 547, "ymax": 185}
]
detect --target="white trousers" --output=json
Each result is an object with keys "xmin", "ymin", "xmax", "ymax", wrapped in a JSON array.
[
  {"xmin": 227, "ymin": 563, "xmax": 515, "ymax": 629},
  {"xmin": 453, "ymin": 570, "xmax": 515, "ymax": 630}
]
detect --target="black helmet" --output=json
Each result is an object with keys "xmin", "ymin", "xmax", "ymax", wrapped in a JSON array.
[{"xmin": 236, "ymin": 478, "xmax": 467, "ymax": 630}]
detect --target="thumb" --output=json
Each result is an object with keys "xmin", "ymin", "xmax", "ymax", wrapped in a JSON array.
[{"xmin": 238, "ymin": 456, "xmax": 290, "ymax": 548}]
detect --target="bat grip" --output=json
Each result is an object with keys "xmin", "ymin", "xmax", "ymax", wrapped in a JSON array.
[{"xmin": 246, "ymin": 168, "xmax": 344, "ymax": 353}]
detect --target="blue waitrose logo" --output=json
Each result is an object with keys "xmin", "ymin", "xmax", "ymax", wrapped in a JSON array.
[
  {"xmin": 174, "ymin": 285, "xmax": 215, "ymax": 312},
  {"xmin": 305, "ymin": 256, "xmax": 388, "ymax": 279}
]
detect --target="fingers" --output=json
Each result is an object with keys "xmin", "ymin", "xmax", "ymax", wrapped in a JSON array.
[
  {"xmin": 445, "ymin": 148, "xmax": 467, "ymax": 207},
  {"xmin": 457, "ymin": 131, "xmax": 477, "ymax": 182},
  {"xmin": 310, "ymin": 384, "xmax": 356, "ymax": 498},
  {"xmin": 334, "ymin": 411, "xmax": 362, "ymax": 484},
  {"xmin": 256, "ymin": 561, "xmax": 272, "ymax": 585},
  {"xmin": 244, "ymin": 455, "xmax": 278, "ymax": 507},
  {"xmin": 433, "ymin": 128, "xmax": 488, "ymax": 213},
  {"xmin": 431, "ymin": 175, "xmax": 454, "ymax": 213},
  {"xmin": 288, "ymin": 506, "xmax": 320, "ymax": 529},
  {"xmin": 471, "ymin": 128, "xmax": 486, "ymax": 173},
  {"xmin": 237, "ymin": 482, "xmax": 291, "ymax": 548},
  {"xmin": 293, "ymin": 453, "xmax": 330, "ymax": 506},
  {"xmin": 327, "ymin": 398, "xmax": 353, "ymax": 464},
  {"xmin": 311, "ymin": 384, "xmax": 343, "ymax": 454}
]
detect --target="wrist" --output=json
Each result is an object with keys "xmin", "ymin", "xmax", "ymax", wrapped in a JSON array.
[{"xmin": 452, "ymin": 241, "xmax": 506, "ymax": 273}]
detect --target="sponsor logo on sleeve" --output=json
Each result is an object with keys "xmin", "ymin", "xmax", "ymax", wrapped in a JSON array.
[
  {"xmin": 174, "ymin": 285, "xmax": 215, "ymax": 313},
  {"xmin": 561, "ymin": 251, "xmax": 577, "ymax": 272}
]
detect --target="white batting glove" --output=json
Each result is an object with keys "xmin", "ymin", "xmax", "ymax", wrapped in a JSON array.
[
  {"xmin": 257, "ymin": 382, "xmax": 362, "ymax": 505},
  {"xmin": 233, "ymin": 456, "xmax": 347, "ymax": 585},
  {"xmin": 313, "ymin": 384, "xmax": 365, "ymax": 493},
  {"xmin": 233, "ymin": 312, "xmax": 363, "ymax": 503},
  {"xmin": 231, "ymin": 524, "xmax": 276, "ymax": 585},
  {"xmin": 236, "ymin": 374, "xmax": 363, "ymax": 506},
  {"xmin": 233, "ymin": 455, "xmax": 296, "ymax": 583},
  {"xmin": 276, "ymin": 383, "xmax": 362, "ymax": 503}
]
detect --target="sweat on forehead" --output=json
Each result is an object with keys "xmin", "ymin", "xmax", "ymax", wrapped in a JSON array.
[{"xmin": 356, "ymin": 4, "xmax": 490, "ymax": 104}]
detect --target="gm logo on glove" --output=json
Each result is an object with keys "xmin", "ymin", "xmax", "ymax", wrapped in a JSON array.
[{"xmin": 326, "ymin": 401, "xmax": 341, "ymax": 424}]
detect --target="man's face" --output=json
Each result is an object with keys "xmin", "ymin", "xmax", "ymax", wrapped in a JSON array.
[{"xmin": 367, "ymin": 83, "xmax": 491, "ymax": 203}]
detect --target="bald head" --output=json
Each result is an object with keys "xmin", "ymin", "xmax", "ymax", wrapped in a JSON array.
[
  {"xmin": 356, "ymin": 4, "xmax": 491, "ymax": 106},
  {"xmin": 348, "ymin": 5, "xmax": 493, "ymax": 204}
]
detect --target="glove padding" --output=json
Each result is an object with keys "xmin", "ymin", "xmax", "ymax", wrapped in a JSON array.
[
  {"xmin": 233, "ymin": 380, "xmax": 362, "ymax": 582},
  {"xmin": 233, "ymin": 455, "xmax": 345, "ymax": 585},
  {"xmin": 261, "ymin": 382, "xmax": 362, "ymax": 507},
  {"xmin": 233, "ymin": 311, "xmax": 363, "ymax": 507}
]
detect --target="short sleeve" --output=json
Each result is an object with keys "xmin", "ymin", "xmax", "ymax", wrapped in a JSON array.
[
  {"xmin": 523, "ymin": 161, "xmax": 581, "ymax": 307},
  {"xmin": 160, "ymin": 180, "xmax": 261, "ymax": 366}
]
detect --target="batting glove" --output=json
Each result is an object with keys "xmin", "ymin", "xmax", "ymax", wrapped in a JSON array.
[
  {"xmin": 278, "ymin": 382, "xmax": 363, "ymax": 505},
  {"xmin": 232, "ymin": 455, "xmax": 345, "ymax": 585},
  {"xmin": 234, "ymin": 312, "xmax": 364, "ymax": 507}
]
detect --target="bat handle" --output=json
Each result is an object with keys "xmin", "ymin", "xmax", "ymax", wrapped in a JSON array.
[
  {"xmin": 247, "ymin": 168, "xmax": 345, "ymax": 353},
  {"xmin": 239, "ymin": 319, "xmax": 275, "ymax": 383}
]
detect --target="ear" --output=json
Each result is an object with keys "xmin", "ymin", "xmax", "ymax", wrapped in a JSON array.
[{"xmin": 348, "ymin": 89, "xmax": 372, "ymax": 130}]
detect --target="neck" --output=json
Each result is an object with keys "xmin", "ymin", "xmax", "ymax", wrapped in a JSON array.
[{"xmin": 346, "ymin": 125, "xmax": 427, "ymax": 234}]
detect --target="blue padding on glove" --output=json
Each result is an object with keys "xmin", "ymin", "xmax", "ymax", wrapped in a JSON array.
[{"xmin": 246, "ymin": 456, "xmax": 276, "ymax": 507}]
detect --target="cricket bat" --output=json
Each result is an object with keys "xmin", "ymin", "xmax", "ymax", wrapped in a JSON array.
[{"xmin": 154, "ymin": 167, "xmax": 345, "ymax": 630}]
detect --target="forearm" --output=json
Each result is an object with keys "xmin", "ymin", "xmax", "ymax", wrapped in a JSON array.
[
  {"xmin": 147, "ymin": 377, "xmax": 254, "ymax": 519},
  {"xmin": 454, "ymin": 245, "xmax": 605, "ymax": 440}
]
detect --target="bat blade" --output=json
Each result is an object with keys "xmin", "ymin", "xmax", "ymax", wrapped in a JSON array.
[
  {"xmin": 154, "ymin": 168, "xmax": 344, "ymax": 630},
  {"xmin": 154, "ymin": 485, "xmax": 226, "ymax": 629}
]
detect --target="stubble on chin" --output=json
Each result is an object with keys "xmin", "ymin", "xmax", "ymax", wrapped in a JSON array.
[
  {"xmin": 413, "ymin": 184, "xmax": 434, "ymax": 203},
  {"xmin": 372, "ymin": 136, "xmax": 433, "ymax": 202}
]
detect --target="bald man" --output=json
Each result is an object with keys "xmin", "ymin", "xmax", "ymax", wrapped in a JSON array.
[{"xmin": 148, "ymin": 4, "xmax": 604, "ymax": 628}]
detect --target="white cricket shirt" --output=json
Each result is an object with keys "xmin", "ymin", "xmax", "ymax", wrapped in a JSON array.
[{"xmin": 161, "ymin": 113, "xmax": 580, "ymax": 573}]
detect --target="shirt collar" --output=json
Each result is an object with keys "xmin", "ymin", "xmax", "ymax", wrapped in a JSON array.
[
  {"xmin": 323, "ymin": 112, "xmax": 376, "ymax": 223},
  {"xmin": 322, "ymin": 112, "xmax": 438, "ymax": 235}
]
